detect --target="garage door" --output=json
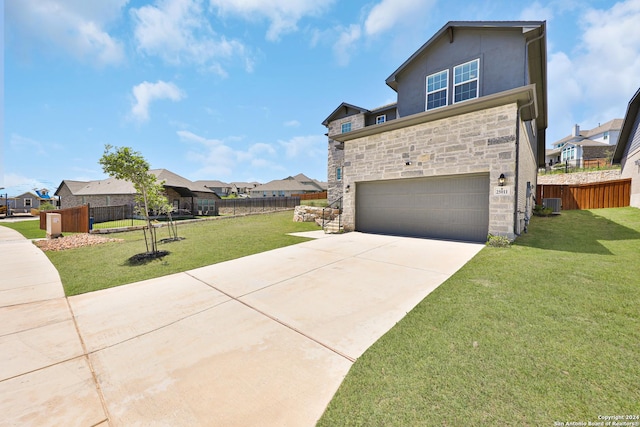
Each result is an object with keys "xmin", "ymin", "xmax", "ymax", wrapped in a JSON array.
[{"xmin": 356, "ymin": 173, "xmax": 490, "ymax": 242}]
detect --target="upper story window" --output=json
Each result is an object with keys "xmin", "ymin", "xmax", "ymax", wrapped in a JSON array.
[
  {"xmin": 453, "ymin": 59, "xmax": 479, "ymax": 103},
  {"xmin": 341, "ymin": 122, "xmax": 352, "ymax": 133},
  {"xmin": 561, "ymin": 145, "xmax": 576, "ymax": 161},
  {"xmin": 376, "ymin": 115, "xmax": 386, "ymax": 124},
  {"xmin": 603, "ymin": 131, "xmax": 609, "ymax": 140},
  {"xmin": 426, "ymin": 70, "xmax": 448, "ymax": 110}
]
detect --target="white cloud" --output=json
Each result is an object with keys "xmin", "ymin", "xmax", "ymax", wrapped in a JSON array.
[
  {"xmin": 278, "ymin": 135, "xmax": 325, "ymax": 159},
  {"xmin": 519, "ymin": 1, "xmax": 554, "ymax": 21},
  {"xmin": 364, "ymin": 0, "xmax": 436, "ymax": 37},
  {"xmin": 548, "ymin": 0, "xmax": 640, "ymax": 138},
  {"xmin": 327, "ymin": 0, "xmax": 435, "ymax": 66},
  {"xmin": 208, "ymin": 0, "xmax": 334, "ymax": 41},
  {"xmin": 177, "ymin": 130, "xmax": 324, "ymax": 180},
  {"xmin": 284, "ymin": 120, "xmax": 301, "ymax": 127},
  {"xmin": 5, "ymin": 0, "xmax": 126, "ymax": 66},
  {"xmin": 131, "ymin": 0, "xmax": 251, "ymax": 74},
  {"xmin": 9, "ymin": 134, "xmax": 64, "ymax": 156},
  {"xmin": 333, "ymin": 24, "xmax": 362, "ymax": 67},
  {"xmin": 177, "ymin": 130, "xmax": 282, "ymax": 179},
  {"xmin": 131, "ymin": 81, "xmax": 186, "ymax": 122}
]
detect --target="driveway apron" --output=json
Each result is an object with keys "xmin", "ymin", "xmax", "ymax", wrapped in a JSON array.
[{"xmin": 0, "ymin": 226, "xmax": 483, "ymax": 426}]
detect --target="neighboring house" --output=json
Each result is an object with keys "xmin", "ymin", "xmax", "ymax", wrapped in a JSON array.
[
  {"xmin": 231, "ymin": 182, "xmax": 259, "ymax": 196},
  {"xmin": 323, "ymin": 21, "xmax": 547, "ymax": 242},
  {"xmin": 545, "ymin": 119, "xmax": 622, "ymax": 168},
  {"xmin": 250, "ymin": 174, "xmax": 326, "ymax": 198},
  {"xmin": 194, "ymin": 180, "xmax": 233, "ymax": 197},
  {"xmin": 55, "ymin": 169, "xmax": 219, "ymax": 214},
  {"xmin": 613, "ymin": 88, "xmax": 640, "ymax": 208},
  {"xmin": 10, "ymin": 191, "xmax": 45, "ymax": 213}
]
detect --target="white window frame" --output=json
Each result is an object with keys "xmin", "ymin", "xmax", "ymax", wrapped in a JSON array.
[
  {"xmin": 24, "ymin": 198, "xmax": 32, "ymax": 207},
  {"xmin": 376, "ymin": 115, "xmax": 386, "ymax": 124},
  {"xmin": 341, "ymin": 122, "xmax": 352, "ymax": 133},
  {"xmin": 426, "ymin": 69, "xmax": 449, "ymax": 111},
  {"xmin": 453, "ymin": 58, "xmax": 480, "ymax": 104}
]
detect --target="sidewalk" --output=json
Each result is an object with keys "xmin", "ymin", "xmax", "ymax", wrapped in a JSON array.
[{"xmin": 0, "ymin": 226, "xmax": 108, "ymax": 426}]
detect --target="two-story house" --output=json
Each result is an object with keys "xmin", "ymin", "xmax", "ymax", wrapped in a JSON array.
[
  {"xmin": 613, "ymin": 88, "xmax": 640, "ymax": 208},
  {"xmin": 323, "ymin": 21, "xmax": 547, "ymax": 242},
  {"xmin": 545, "ymin": 119, "xmax": 623, "ymax": 168}
]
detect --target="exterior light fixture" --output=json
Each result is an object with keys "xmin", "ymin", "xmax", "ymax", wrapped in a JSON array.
[
  {"xmin": 498, "ymin": 173, "xmax": 506, "ymax": 186},
  {"xmin": 405, "ymin": 161, "xmax": 412, "ymax": 166},
  {"xmin": 346, "ymin": 184, "xmax": 351, "ymax": 193}
]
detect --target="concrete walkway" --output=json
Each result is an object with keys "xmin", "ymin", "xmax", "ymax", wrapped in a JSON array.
[{"xmin": 0, "ymin": 226, "xmax": 483, "ymax": 426}]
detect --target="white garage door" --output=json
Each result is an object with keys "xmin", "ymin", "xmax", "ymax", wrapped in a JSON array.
[{"xmin": 356, "ymin": 173, "xmax": 490, "ymax": 242}]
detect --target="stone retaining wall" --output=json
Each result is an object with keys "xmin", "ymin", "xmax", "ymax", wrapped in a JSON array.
[
  {"xmin": 293, "ymin": 206, "xmax": 339, "ymax": 226},
  {"xmin": 537, "ymin": 169, "xmax": 622, "ymax": 185}
]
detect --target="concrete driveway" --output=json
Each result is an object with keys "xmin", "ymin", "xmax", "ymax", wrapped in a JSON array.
[{"xmin": 0, "ymin": 228, "xmax": 483, "ymax": 426}]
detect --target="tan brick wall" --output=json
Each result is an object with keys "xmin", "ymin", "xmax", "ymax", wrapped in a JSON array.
[{"xmin": 340, "ymin": 103, "xmax": 525, "ymax": 239}]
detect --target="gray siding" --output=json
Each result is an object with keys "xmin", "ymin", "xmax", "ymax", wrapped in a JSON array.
[{"xmin": 395, "ymin": 28, "xmax": 527, "ymax": 117}]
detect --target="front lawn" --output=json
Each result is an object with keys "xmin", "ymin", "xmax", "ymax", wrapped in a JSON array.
[
  {"xmin": 40, "ymin": 211, "xmax": 319, "ymax": 296},
  {"xmin": 318, "ymin": 207, "xmax": 640, "ymax": 426},
  {"xmin": 0, "ymin": 219, "xmax": 45, "ymax": 239}
]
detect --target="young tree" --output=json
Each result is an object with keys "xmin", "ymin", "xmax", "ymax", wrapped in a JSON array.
[{"xmin": 99, "ymin": 145, "xmax": 169, "ymax": 254}]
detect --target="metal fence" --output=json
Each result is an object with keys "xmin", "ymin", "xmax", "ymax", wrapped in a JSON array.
[
  {"xmin": 89, "ymin": 204, "xmax": 137, "ymax": 229},
  {"xmin": 215, "ymin": 197, "xmax": 300, "ymax": 215}
]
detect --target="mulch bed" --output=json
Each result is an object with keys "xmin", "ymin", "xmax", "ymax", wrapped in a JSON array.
[{"xmin": 34, "ymin": 234, "xmax": 124, "ymax": 251}]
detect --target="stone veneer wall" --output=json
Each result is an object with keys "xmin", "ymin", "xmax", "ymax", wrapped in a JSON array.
[
  {"xmin": 340, "ymin": 103, "xmax": 525, "ymax": 239},
  {"xmin": 537, "ymin": 169, "xmax": 622, "ymax": 185},
  {"xmin": 327, "ymin": 113, "xmax": 365, "ymax": 205}
]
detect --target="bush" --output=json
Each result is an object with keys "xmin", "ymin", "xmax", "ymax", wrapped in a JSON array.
[
  {"xmin": 533, "ymin": 205, "xmax": 553, "ymax": 217},
  {"xmin": 38, "ymin": 202, "xmax": 56, "ymax": 211},
  {"xmin": 486, "ymin": 234, "xmax": 511, "ymax": 247}
]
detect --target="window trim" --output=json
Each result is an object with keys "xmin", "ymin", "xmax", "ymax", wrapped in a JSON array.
[
  {"xmin": 341, "ymin": 122, "xmax": 352, "ymax": 133},
  {"xmin": 426, "ymin": 69, "xmax": 449, "ymax": 111},
  {"xmin": 453, "ymin": 58, "xmax": 480, "ymax": 104},
  {"xmin": 376, "ymin": 115, "xmax": 386, "ymax": 124},
  {"xmin": 24, "ymin": 198, "xmax": 32, "ymax": 207}
]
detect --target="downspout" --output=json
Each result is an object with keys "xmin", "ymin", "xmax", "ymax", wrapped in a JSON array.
[{"xmin": 516, "ymin": 98, "xmax": 535, "ymax": 236}]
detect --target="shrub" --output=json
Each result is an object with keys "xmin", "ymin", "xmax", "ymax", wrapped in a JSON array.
[
  {"xmin": 486, "ymin": 234, "xmax": 511, "ymax": 247},
  {"xmin": 533, "ymin": 205, "xmax": 553, "ymax": 217}
]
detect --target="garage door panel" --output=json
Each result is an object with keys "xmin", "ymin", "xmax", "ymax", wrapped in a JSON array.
[{"xmin": 356, "ymin": 174, "xmax": 489, "ymax": 242}]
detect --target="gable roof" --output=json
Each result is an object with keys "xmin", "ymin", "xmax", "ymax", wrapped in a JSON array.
[
  {"xmin": 552, "ymin": 119, "xmax": 625, "ymax": 148},
  {"xmin": 55, "ymin": 169, "xmax": 216, "ymax": 198},
  {"xmin": 251, "ymin": 173, "xmax": 325, "ymax": 193},
  {"xmin": 194, "ymin": 180, "xmax": 231, "ymax": 188},
  {"xmin": 322, "ymin": 102, "xmax": 370, "ymax": 126},
  {"xmin": 385, "ymin": 21, "xmax": 546, "ymax": 90},
  {"xmin": 613, "ymin": 88, "xmax": 640, "ymax": 164}
]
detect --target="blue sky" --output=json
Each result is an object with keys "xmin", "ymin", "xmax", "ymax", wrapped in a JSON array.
[{"xmin": 3, "ymin": 0, "xmax": 640, "ymax": 196}]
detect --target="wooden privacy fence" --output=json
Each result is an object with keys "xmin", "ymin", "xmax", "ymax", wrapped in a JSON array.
[
  {"xmin": 536, "ymin": 179, "xmax": 631, "ymax": 210},
  {"xmin": 292, "ymin": 191, "xmax": 327, "ymax": 200},
  {"xmin": 40, "ymin": 205, "xmax": 90, "ymax": 233}
]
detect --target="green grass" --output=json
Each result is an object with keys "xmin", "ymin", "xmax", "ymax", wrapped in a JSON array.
[
  {"xmin": 0, "ymin": 219, "xmax": 46, "ymax": 239},
  {"xmin": 92, "ymin": 219, "xmax": 148, "ymax": 229},
  {"xmin": 301, "ymin": 199, "xmax": 328, "ymax": 207},
  {"xmin": 318, "ymin": 207, "xmax": 640, "ymax": 426},
  {"xmin": 43, "ymin": 211, "xmax": 320, "ymax": 296}
]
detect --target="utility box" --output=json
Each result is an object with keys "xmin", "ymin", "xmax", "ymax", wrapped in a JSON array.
[{"xmin": 46, "ymin": 213, "xmax": 62, "ymax": 239}]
